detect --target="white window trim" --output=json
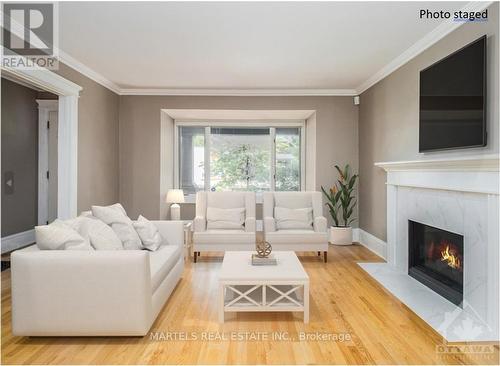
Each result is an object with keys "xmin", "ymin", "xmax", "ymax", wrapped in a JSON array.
[{"xmin": 174, "ymin": 120, "xmax": 306, "ymax": 202}]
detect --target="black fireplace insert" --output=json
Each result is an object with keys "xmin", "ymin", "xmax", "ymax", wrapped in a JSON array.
[{"xmin": 408, "ymin": 220, "xmax": 464, "ymax": 306}]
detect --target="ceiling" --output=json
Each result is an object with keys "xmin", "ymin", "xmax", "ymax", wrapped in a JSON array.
[{"xmin": 58, "ymin": 1, "xmax": 474, "ymax": 94}]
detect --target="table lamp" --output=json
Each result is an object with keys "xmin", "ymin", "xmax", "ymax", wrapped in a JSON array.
[{"xmin": 166, "ymin": 189, "xmax": 184, "ymax": 220}]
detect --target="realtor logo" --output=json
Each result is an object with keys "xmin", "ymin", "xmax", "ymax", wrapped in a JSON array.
[{"xmin": 1, "ymin": 2, "xmax": 58, "ymax": 69}]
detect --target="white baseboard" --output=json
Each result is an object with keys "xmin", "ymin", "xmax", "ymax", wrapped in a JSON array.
[
  {"xmin": 353, "ymin": 228, "xmax": 387, "ymax": 260},
  {"xmin": 1, "ymin": 229, "xmax": 35, "ymax": 254}
]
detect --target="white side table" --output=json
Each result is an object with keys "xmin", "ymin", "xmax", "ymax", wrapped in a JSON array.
[{"xmin": 183, "ymin": 221, "xmax": 192, "ymax": 260}]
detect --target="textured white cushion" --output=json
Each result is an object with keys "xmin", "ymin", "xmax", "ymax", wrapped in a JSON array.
[
  {"xmin": 206, "ymin": 192, "xmax": 248, "ymax": 209},
  {"xmin": 133, "ymin": 215, "xmax": 164, "ymax": 251},
  {"xmin": 275, "ymin": 207, "xmax": 313, "ymax": 230},
  {"xmin": 65, "ymin": 216, "xmax": 123, "ymax": 251},
  {"xmin": 274, "ymin": 193, "xmax": 312, "ymax": 209},
  {"xmin": 265, "ymin": 229, "xmax": 327, "ymax": 244},
  {"xmin": 91, "ymin": 203, "xmax": 143, "ymax": 250},
  {"xmin": 193, "ymin": 229, "xmax": 255, "ymax": 244},
  {"xmin": 206, "ymin": 207, "xmax": 245, "ymax": 230},
  {"xmin": 35, "ymin": 220, "xmax": 93, "ymax": 250}
]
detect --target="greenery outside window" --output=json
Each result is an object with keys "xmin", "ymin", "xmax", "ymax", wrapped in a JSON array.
[{"xmin": 177, "ymin": 123, "xmax": 304, "ymax": 196}]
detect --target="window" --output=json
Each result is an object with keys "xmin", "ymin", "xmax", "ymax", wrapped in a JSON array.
[
  {"xmin": 210, "ymin": 128, "xmax": 271, "ymax": 192},
  {"xmin": 179, "ymin": 127, "xmax": 205, "ymax": 195},
  {"xmin": 275, "ymin": 128, "xmax": 300, "ymax": 191},
  {"xmin": 177, "ymin": 124, "xmax": 303, "ymax": 195}
]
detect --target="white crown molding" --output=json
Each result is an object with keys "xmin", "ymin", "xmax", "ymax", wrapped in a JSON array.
[
  {"xmin": 356, "ymin": 1, "xmax": 494, "ymax": 94},
  {"xmin": 119, "ymin": 88, "xmax": 358, "ymax": 96},
  {"xmin": 58, "ymin": 50, "xmax": 122, "ymax": 95}
]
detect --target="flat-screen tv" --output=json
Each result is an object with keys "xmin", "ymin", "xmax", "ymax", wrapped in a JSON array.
[{"xmin": 419, "ymin": 35, "xmax": 487, "ymax": 152}]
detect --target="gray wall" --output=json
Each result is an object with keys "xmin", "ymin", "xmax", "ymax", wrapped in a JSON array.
[
  {"xmin": 1, "ymin": 63, "xmax": 119, "ymax": 237},
  {"xmin": 119, "ymin": 96, "xmax": 358, "ymax": 222},
  {"xmin": 1, "ymin": 79, "xmax": 39, "ymax": 236},
  {"xmin": 56, "ymin": 63, "xmax": 120, "ymax": 213},
  {"xmin": 358, "ymin": 3, "xmax": 499, "ymax": 241}
]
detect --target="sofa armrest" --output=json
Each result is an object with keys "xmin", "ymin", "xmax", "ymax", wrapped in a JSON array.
[
  {"xmin": 11, "ymin": 247, "xmax": 152, "ymax": 336},
  {"xmin": 193, "ymin": 215, "xmax": 206, "ymax": 232},
  {"xmin": 314, "ymin": 216, "xmax": 328, "ymax": 232},
  {"xmin": 151, "ymin": 220, "xmax": 183, "ymax": 248},
  {"xmin": 264, "ymin": 216, "xmax": 276, "ymax": 232},
  {"xmin": 245, "ymin": 217, "xmax": 256, "ymax": 232}
]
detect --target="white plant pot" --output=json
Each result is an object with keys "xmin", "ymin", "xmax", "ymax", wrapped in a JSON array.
[{"xmin": 329, "ymin": 227, "xmax": 353, "ymax": 245}]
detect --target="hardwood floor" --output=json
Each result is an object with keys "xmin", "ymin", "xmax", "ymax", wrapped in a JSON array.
[{"xmin": 1, "ymin": 244, "xmax": 498, "ymax": 365}]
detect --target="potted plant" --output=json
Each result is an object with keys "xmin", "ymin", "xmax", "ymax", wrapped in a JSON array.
[{"xmin": 321, "ymin": 164, "xmax": 358, "ymax": 245}]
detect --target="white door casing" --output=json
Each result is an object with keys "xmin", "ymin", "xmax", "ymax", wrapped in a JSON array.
[
  {"xmin": 48, "ymin": 110, "xmax": 58, "ymax": 222},
  {"xmin": 2, "ymin": 66, "xmax": 81, "ymax": 225},
  {"xmin": 36, "ymin": 99, "xmax": 58, "ymax": 225}
]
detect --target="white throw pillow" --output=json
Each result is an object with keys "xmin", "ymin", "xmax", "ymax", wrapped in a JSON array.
[
  {"xmin": 91, "ymin": 203, "xmax": 143, "ymax": 250},
  {"xmin": 35, "ymin": 220, "xmax": 93, "ymax": 250},
  {"xmin": 133, "ymin": 215, "xmax": 165, "ymax": 251},
  {"xmin": 275, "ymin": 206, "xmax": 313, "ymax": 230},
  {"xmin": 207, "ymin": 207, "xmax": 245, "ymax": 230},
  {"xmin": 65, "ymin": 215, "xmax": 123, "ymax": 250}
]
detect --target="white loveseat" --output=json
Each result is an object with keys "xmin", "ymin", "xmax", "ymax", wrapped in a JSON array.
[
  {"xmin": 11, "ymin": 221, "xmax": 184, "ymax": 336},
  {"xmin": 263, "ymin": 192, "xmax": 329, "ymax": 262},
  {"xmin": 192, "ymin": 191, "xmax": 256, "ymax": 262}
]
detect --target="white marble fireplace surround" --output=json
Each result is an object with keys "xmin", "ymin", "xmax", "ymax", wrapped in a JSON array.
[{"xmin": 359, "ymin": 155, "xmax": 499, "ymax": 342}]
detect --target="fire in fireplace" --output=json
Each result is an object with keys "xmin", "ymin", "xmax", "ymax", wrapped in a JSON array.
[{"xmin": 408, "ymin": 220, "xmax": 464, "ymax": 306}]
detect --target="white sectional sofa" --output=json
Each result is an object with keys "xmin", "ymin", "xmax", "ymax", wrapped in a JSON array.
[
  {"xmin": 11, "ymin": 221, "xmax": 183, "ymax": 336},
  {"xmin": 263, "ymin": 192, "xmax": 329, "ymax": 262}
]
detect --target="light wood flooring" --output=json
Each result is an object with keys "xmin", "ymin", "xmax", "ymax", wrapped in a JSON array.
[{"xmin": 1, "ymin": 244, "xmax": 498, "ymax": 365}]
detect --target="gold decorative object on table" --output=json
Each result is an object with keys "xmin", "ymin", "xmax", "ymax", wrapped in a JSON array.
[
  {"xmin": 256, "ymin": 241, "xmax": 272, "ymax": 258},
  {"xmin": 252, "ymin": 241, "xmax": 276, "ymax": 265}
]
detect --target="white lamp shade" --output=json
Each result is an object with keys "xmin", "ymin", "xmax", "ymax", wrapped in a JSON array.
[{"xmin": 166, "ymin": 189, "xmax": 185, "ymax": 203}]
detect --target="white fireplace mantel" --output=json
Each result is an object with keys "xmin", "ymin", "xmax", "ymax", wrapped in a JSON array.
[
  {"xmin": 375, "ymin": 155, "xmax": 500, "ymax": 195},
  {"xmin": 375, "ymin": 154, "xmax": 500, "ymax": 172},
  {"xmin": 359, "ymin": 153, "xmax": 500, "ymax": 342}
]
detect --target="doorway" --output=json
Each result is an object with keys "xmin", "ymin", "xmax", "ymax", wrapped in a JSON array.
[{"xmin": 0, "ymin": 65, "xmax": 81, "ymax": 254}]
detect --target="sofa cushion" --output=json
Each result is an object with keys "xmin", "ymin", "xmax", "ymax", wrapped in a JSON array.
[
  {"xmin": 35, "ymin": 220, "xmax": 93, "ymax": 251},
  {"xmin": 275, "ymin": 207, "xmax": 313, "ymax": 230},
  {"xmin": 91, "ymin": 203, "xmax": 143, "ymax": 250},
  {"xmin": 265, "ymin": 229, "xmax": 327, "ymax": 244},
  {"xmin": 149, "ymin": 245, "xmax": 181, "ymax": 293},
  {"xmin": 133, "ymin": 215, "xmax": 165, "ymax": 251},
  {"xmin": 65, "ymin": 216, "xmax": 123, "ymax": 250},
  {"xmin": 206, "ymin": 207, "xmax": 245, "ymax": 230},
  {"xmin": 193, "ymin": 230, "xmax": 255, "ymax": 244}
]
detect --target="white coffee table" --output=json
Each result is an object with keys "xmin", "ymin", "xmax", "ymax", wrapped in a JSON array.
[{"xmin": 218, "ymin": 251, "xmax": 309, "ymax": 323}]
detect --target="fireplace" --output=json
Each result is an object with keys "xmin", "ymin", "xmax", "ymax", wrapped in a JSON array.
[{"xmin": 408, "ymin": 220, "xmax": 464, "ymax": 306}]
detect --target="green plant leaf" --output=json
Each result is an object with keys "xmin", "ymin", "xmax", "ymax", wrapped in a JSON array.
[{"xmin": 327, "ymin": 163, "xmax": 358, "ymax": 227}]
